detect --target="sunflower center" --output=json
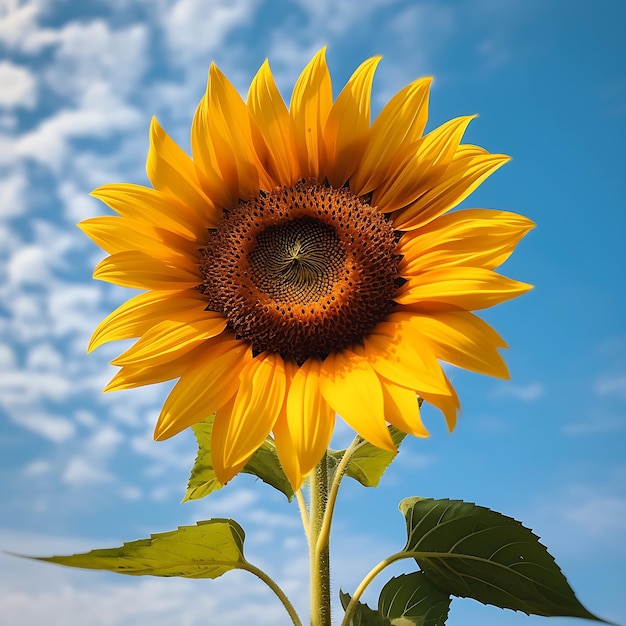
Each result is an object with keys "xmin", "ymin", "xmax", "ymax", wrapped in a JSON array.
[
  {"xmin": 199, "ymin": 181, "xmax": 399, "ymax": 364},
  {"xmin": 248, "ymin": 217, "xmax": 345, "ymax": 304}
]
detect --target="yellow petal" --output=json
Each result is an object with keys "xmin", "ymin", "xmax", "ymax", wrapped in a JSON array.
[
  {"xmin": 78, "ymin": 216, "xmax": 199, "ymax": 261},
  {"xmin": 362, "ymin": 314, "xmax": 450, "ymax": 395},
  {"xmin": 247, "ymin": 59, "xmax": 299, "ymax": 186},
  {"xmin": 392, "ymin": 152, "xmax": 510, "ymax": 231},
  {"xmin": 196, "ymin": 64, "xmax": 274, "ymax": 202},
  {"xmin": 147, "ymin": 117, "xmax": 221, "ymax": 226},
  {"xmin": 324, "ymin": 56, "xmax": 380, "ymax": 188},
  {"xmin": 213, "ymin": 353, "xmax": 287, "ymax": 481},
  {"xmin": 278, "ymin": 358, "xmax": 335, "ymax": 487},
  {"xmin": 104, "ymin": 343, "xmax": 209, "ymax": 392},
  {"xmin": 417, "ymin": 374, "xmax": 460, "ymax": 432},
  {"xmin": 290, "ymin": 48, "xmax": 332, "ymax": 179},
  {"xmin": 372, "ymin": 115, "xmax": 476, "ymax": 213},
  {"xmin": 154, "ymin": 336, "xmax": 251, "ymax": 441},
  {"xmin": 93, "ymin": 251, "xmax": 200, "ymax": 290},
  {"xmin": 350, "ymin": 76, "xmax": 432, "ymax": 196},
  {"xmin": 395, "ymin": 267, "xmax": 533, "ymax": 310},
  {"xmin": 111, "ymin": 312, "xmax": 227, "ymax": 367},
  {"xmin": 380, "ymin": 379, "xmax": 429, "ymax": 438},
  {"xmin": 91, "ymin": 184, "xmax": 206, "ymax": 241},
  {"xmin": 211, "ymin": 397, "xmax": 250, "ymax": 484},
  {"xmin": 407, "ymin": 311, "xmax": 509, "ymax": 379},
  {"xmin": 398, "ymin": 209, "xmax": 535, "ymax": 274},
  {"xmin": 319, "ymin": 350, "xmax": 395, "ymax": 451},
  {"xmin": 88, "ymin": 289, "xmax": 209, "ymax": 352},
  {"xmin": 190, "ymin": 90, "xmax": 234, "ymax": 210}
]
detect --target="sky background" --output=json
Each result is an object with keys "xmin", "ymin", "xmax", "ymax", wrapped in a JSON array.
[{"xmin": 0, "ymin": 0, "xmax": 624, "ymax": 624}]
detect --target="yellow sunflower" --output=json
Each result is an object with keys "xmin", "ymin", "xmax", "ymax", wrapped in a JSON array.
[{"xmin": 80, "ymin": 49, "xmax": 533, "ymax": 490}]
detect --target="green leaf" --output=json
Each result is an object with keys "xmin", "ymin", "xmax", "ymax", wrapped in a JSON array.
[
  {"xmin": 378, "ymin": 572, "xmax": 451, "ymax": 626},
  {"xmin": 400, "ymin": 497, "xmax": 602, "ymax": 621},
  {"xmin": 183, "ymin": 418, "xmax": 224, "ymax": 502},
  {"xmin": 27, "ymin": 519, "xmax": 247, "ymax": 579},
  {"xmin": 340, "ymin": 590, "xmax": 391, "ymax": 626},
  {"xmin": 184, "ymin": 417, "xmax": 294, "ymax": 503},
  {"xmin": 243, "ymin": 437, "xmax": 294, "ymax": 502},
  {"xmin": 328, "ymin": 426, "xmax": 406, "ymax": 488}
]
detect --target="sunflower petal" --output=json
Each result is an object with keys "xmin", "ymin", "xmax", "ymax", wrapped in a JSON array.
[
  {"xmin": 79, "ymin": 216, "xmax": 199, "ymax": 260},
  {"xmin": 147, "ymin": 117, "xmax": 221, "ymax": 226},
  {"xmin": 408, "ymin": 311, "xmax": 509, "ymax": 378},
  {"xmin": 104, "ymin": 343, "xmax": 209, "ymax": 392},
  {"xmin": 392, "ymin": 152, "xmax": 511, "ymax": 230},
  {"xmin": 111, "ymin": 313, "xmax": 226, "ymax": 367},
  {"xmin": 88, "ymin": 289, "xmax": 208, "ymax": 352},
  {"xmin": 90, "ymin": 184, "xmax": 205, "ymax": 241},
  {"xmin": 380, "ymin": 379, "xmax": 429, "ymax": 437},
  {"xmin": 398, "ymin": 209, "xmax": 535, "ymax": 274},
  {"xmin": 190, "ymin": 87, "xmax": 234, "ymax": 209},
  {"xmin": 93, "ymin": 251, "xmax": 200, "ymax": 290},
  {"xmin": 417, "ymin": 374, "xmax": 460, "ymax": 432},
  {"xmin": 279, "ymin": 358, "xmax": 335, "ymax": 487},
  {"xmin": 395, "ymin": 267, "xmax": 533, "ymax": 310},
  {"xmin": 290, "ymin": 48, "xmax": 332, "ymax": 179},
  {"xmin": 319, "ymin": 350, "xmax": 395, "ymax": 451},
  {"xmin": 351, "ymin": 76, "xmax": 432, "ymax": 195},
  {"xmin": 154, "ymin": 337, "xmax": 251, "ymax": 441},
  {"xmin": 271, "ymin": 361, "xmax": 303, "ymax": 489},
  {"xmin": 247, "ymin": 59, "xmax": 299, "ymax": 186},
  {"xmin": 205, "ymin": 63, "xmax": 274, "ymax": 198},
  {"xmin": 212, "ymin": 353, "xmax": 287, "ymax": 482},
  {"xmin": 362, "ymin": 314, "xmax": 450, "ymax": 395},
  {"xmin": 324, "ymin": 56, "xmax": 380, "ymax": 188},
  {"xmin": 373, "ymin": 115, "xmax": 476, "ymax": 213}
]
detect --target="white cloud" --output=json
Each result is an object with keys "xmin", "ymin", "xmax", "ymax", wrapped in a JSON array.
[
  {"xmin": 594, "ymin": 373, "xmax": 626, "ymax": 398},
  {"xmin": 162, "ymin": 0, "xmax": 260, "ymax": 65},
  {"xmin": 563, "ymin": 414, "xmax": 626, "ymax": 436},
  {"xmin": 11, "ymin": 82, "xmax": 142, "ymax": 171},
  {"xmin": 490, "ymin": 381, "xmax": 544, "ymax": 402},
  {"xmin": 0, "ymin": 167, "xmax": 28, "ymax": 219},
  {"xmin": 22, "ymin": 459, "xmax": 51, "ymax": 477},
  {"xmin": 26, "ymin": 343, "xmax": 63, "ymax": 371},
  {"xmin": 0, "ymin": 342, "xmax": 16, "ymax": 369},
  {"xmin": 0, "ymin": 0, "xmax": 57, "ymax": 52},
  {"xmin": 8, "ymin": 411, "xmax": 76, "ymax": 443},
  {"xmin": 44, "ymin": 20, "xmax": 148, "ymax": 100},
  {"xmin": 62, "ymin": 456, "xmax": 114, "ymax": 486},
  {"xmin": 0, "ymin": 61, "xmax": 37, "ymax": 109}
]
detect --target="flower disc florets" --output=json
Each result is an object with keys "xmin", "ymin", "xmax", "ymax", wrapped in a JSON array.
[{"xmin": 199, "ymin": 180, "xmax": 400, "ymax": 364}]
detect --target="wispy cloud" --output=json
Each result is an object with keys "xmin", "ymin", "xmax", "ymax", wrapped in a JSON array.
[
  {"xmin": 594, "ymin": 373, "xmax": 626, "ymax": 398},
  {"xmin": 490, "ymin": 381, "xmax": 545, "ymax": 402}
]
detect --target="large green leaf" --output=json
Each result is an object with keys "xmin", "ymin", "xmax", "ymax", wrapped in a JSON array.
[
  {"xmin": 378, "ymin": 572, "xmax": 451, "ymax": 626},
  {"xmin": 340, "ymin": 590, "xmax": 391, "ymax": 626},
  {"xmin": 184, "ymin": 417, "xmax": 294, "ymax": 502},
  {"xmin": 400, "ymin": 497, "xmax": 602, "ymax": 621},
  {"xmin": 328, "ymin": 426, "xmax": 406, "ymax": 488},
  {"xmin": 28, "ymin": 519, "xmax": 247, "ymax": 579}
]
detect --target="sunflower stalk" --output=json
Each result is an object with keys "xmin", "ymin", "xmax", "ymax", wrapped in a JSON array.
[
  {"xmin": 310, "ymin": 453, "xmax": 332, "ymax": 626},
  {"xmin": 56, "ymin": 46, "xmax": 602, "ymax": 626}
]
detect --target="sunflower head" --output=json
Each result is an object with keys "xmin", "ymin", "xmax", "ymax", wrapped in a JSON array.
[{"xmin": 81, "ymin": 49, "xmax": 533, "ymax": 490}]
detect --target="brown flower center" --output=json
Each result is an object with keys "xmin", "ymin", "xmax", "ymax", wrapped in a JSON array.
[{"xmin": 198, "ymin": 181, "xmax": 399, "ymax": 364}]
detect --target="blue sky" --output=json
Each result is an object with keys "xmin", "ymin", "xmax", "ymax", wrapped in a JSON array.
[{"xmin": 0, "ymin": 0, "xmax": 624, "ymax": 624}]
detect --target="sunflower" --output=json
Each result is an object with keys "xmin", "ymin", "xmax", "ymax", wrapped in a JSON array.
[{"xmin": 81, "ymin": 49, "xmax": 533, "ymax": 490}]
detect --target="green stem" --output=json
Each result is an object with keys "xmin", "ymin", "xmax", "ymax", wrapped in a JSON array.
[
  {"xmin": 295, "ymin": 488, "xmax": 311, "ymax": 544},
  {"xmin": 316, "ymin": 436, "xmax": 362, "ymax": 555},
  {"xmin": 242, "ymin": 560, "xmax": 304, "ymax": 626},
  {"xmin": 339, "ymin": 551, "xmax": 419, "ymax": 626},
  {"xmin": 309, "ymin": 454, "xmax": 331, "ymax": 626}
]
